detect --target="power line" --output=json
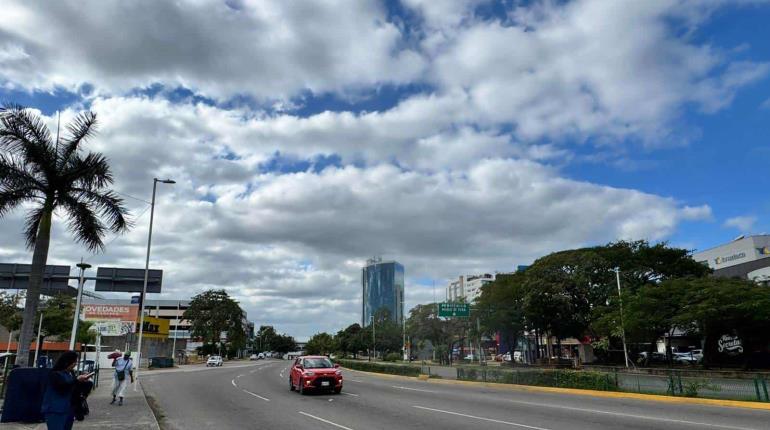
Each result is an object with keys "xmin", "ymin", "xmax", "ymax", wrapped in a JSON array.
[{"xmin": 114, "ymin": 190, "xmax": 152, "ymax": 205}]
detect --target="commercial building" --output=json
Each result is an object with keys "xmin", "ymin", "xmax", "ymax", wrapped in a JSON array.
[
  {"xmin": 446, "ymin": 274, "xmax": 495, "ymax": 303},
  {"xmin": 692, "ymin": 235, "xmax": 770, "ymax": 284},
  {"xmin": 362, "ymin": 258, "xmax": 404, "ymax": 326}
]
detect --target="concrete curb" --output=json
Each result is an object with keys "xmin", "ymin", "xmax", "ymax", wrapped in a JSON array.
[
  {"xmin": 138, "ymin": 380, "xmax": 161, "ymax": 430},
  {"xmin": 343, "ymin": 368, "xmax": 770, "ymax": 411}
]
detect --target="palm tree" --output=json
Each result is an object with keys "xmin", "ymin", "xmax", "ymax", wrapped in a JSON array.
[{"xmin": 0, "ymin": 104, "xmax": 130, "ymax": 366}]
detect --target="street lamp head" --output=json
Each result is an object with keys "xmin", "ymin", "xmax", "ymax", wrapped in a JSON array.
[
  {"xmin": 76, "ymin": 262, "xmax": 92, "ymax": 270},
  {"xmin": 155, "ymin": 178, "xmax": 176, "ymax": 184}
]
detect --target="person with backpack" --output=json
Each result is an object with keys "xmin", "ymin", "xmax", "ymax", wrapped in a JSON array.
[
  {"xmin": 41, "ymin": 351, "xmax": 94, "ymax": 430},
  {"xmin": 111, "ymin": 351, "xmax": 134, "ymax": 406}
]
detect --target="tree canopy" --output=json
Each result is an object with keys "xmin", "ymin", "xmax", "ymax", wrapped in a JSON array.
[
  {"xmin": 0, "ymin": 105, "xmax": 130, "ymax": 366},
  {"xmin": 183, "ymin": 289, "xmax": 247, "ymax": 353}
]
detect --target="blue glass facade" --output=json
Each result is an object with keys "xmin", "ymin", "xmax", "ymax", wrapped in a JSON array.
[{"xmin": 362, "ymin": 260, "xmax": 404, "ymax": 326}]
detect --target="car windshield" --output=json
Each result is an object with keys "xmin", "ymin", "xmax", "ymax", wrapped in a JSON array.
[{"xmin": 303, "ymin": 358, "xmax": 333, "ymax": 369}]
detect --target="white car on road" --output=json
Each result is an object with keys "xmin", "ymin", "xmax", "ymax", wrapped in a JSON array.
[{"xmin": 206, "ymin": 355, "xmax": 223, "ymax": 367}]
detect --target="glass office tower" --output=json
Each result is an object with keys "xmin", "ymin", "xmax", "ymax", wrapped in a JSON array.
[{"xmin": 362, "ymin": 258, "xmax": 404, "ymax": 326}]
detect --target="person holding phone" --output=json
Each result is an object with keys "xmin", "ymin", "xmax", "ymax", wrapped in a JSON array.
[
  {"xmin": 41, "ymin": 351, "xmax": 92, "ymax": 430},
  {"xmin": 111, "ymin": 351, "xmax": 133, "ymax": 405}
]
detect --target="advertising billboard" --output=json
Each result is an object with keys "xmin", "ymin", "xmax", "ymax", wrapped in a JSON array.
[
  {"xmin": 90, "ymin": 320, "xmax": 136, "ymax": 336},
  {"xmin": 138, "ymin": 316, "xmax": 170, "ymax": 340},
  {"xmin": 82, "ymin": 304, "xmax": 139, "ymax": 321}
]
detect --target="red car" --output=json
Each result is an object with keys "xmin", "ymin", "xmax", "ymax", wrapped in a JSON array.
[{"xmin": 289, "ymin": 356, "xmax": 343, "ymax": 394}]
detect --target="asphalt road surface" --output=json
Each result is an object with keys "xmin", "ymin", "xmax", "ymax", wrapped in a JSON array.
[{"xmin": 141, "ymin": 359, "xmax": 769, "ymax": 430}]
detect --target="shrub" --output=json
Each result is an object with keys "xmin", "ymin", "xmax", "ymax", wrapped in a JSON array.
[
  {"xmin": 335, "ymin": 359, "xmax": 421, "ymax": 377},
  {"xmin": 457, "ymin": 367, "xmax": 617, "ymax": 391},
  {"xmin": 383, "ymin": 353, "xmax": 401, "ymax": 362}
]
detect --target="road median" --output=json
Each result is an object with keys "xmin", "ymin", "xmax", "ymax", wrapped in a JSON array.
[{"xmin": 343, "ymin": 367, "xmax": 770, "ymax": 411}]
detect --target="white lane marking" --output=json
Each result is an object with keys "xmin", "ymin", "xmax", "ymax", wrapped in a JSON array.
[
  {"xmin": 298, "ymin": 411, "xmax": 355, "ymax": 430},
  {"xmin": 506, "ymin": 399, "xmax": 760, "ymax": 430},
  {"xmin": 231, "ymin": 379, "xmax": 237, "ymax": 387},
  {"xmin": 242, "ymin": 389, "xmax": 270, "ymax": 402},
  {"xmin": 392, "ymin": 385, "xmax": 436, "ymax": 393},
  {"xmin": 347, "ymin": 379, "xmax": 363, "ymax": 383},
  {"xmin": 341, "ymin": 392, "xmax": 359, "ymax": 397},
  {"xmin": 413, "ymin": 406, "xmax": 551, "ymax": 430},
  {"xmin": 237, "ymin": 374, "xmax": 244, "ymax": 378}
]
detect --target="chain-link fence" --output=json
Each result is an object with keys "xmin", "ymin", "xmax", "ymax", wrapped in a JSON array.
[{"xmin": 455, "ymin": 367, "xmax": 770, "ymax": 402}]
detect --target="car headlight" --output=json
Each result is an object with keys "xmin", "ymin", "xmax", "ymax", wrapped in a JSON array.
[
  {"xmin": 304, "ymin": 371, "xmax": 315, "ymax": 376},
  {"xmin": 335, "ymin": 370, "xmax": 342, "ymax": 376}
]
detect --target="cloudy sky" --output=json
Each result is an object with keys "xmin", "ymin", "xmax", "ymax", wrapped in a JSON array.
[{"xmin": 1, "ymin": 0, "xmax": 769, "ymax": 340}]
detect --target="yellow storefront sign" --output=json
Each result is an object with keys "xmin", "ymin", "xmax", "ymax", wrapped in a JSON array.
[{"xmin": 137, "ymin": 315, "xmax": 169, "ymax": 339}]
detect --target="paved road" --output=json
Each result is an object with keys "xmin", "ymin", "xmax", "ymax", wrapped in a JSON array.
[{"xmin": 141, "ymin": 360, "xmax": 769, "ymax": 430}]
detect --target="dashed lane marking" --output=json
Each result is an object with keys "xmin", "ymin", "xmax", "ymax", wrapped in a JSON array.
[
  {"xmin": 341, "ymin": 392, "xmax": 359, "ymax": 397},
  {"xmin": 413, "ymin": 405, "xmax": 551, "ymax": 430},
  {"xmin": 392, "ymin": 385, "xmax": 437, "ymax": 393},
  {"xmin": 298, "ymin": 411, "xmax": 355, "ymax": 430},
  {"xmin": 242, "ymin": 389, "xmax": 271, "ymax": 402},
  {"xmin": 505, "ymin": 399, "xmax": 760, "ymax": 430}
]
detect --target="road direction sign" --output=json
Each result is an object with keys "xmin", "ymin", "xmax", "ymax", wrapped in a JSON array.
[
  {"xmin": 94, "ymin": 267, "xmax": 163, "ymax": 293},
  {"xmin": 0, "ymin": 263, "xmax": 74, "ymax": 295},
  {"xmin": 439, "ymin": 302, "xmax": 470, "ymax": 317}
]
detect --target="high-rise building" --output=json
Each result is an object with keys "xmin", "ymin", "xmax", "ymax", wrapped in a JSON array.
[
  {"xmin": 362, "ymin": 258, "xmax": 404, "ymax": 326},
  {"xmin": 446, "ymin": 274, "xmax": 495, "ymax": 303}
]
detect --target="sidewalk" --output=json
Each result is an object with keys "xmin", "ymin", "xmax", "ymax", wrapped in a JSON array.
[{"xmin": 0, "ymin": 370, "xmax": 159, "ymax": 430}]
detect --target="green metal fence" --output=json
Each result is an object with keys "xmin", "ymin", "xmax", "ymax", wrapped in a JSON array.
[{"xmin": 456, "ymin": 367, "xmax": 770, "ymax": 402}]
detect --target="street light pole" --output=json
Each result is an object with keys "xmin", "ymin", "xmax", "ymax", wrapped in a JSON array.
[
  {"xmin": 69, "ymin": 261, "xmax": 91, "ymax": 350},
  {"xmin": 615, "ymin": 268, "xmax": 630, "ymax": 369},
  {"xmin": 33, "ymin": 313, "xmax": 43, "ymax": 366},
  {"xmin": 371, "ymin": 315, "xmax": 376, "ymax": 361},
  {"xmin": 135, "ymin": 178, "xmax": 174, "ymax": 389},
  {"xmin": 171, "ymin": 300, "xmax": 180, "ymax": 363}
]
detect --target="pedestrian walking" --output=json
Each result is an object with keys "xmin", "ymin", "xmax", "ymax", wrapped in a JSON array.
[
  {"xmin": 41, "ymin": 351, "xmax": 94, "ymax": 430},
  {"xmin": 111, "ymin": 351, "xmax": 134, "ymax": 406}
]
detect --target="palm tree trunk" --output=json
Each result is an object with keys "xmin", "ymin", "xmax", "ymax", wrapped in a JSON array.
[{"xmin": 15, "ymin": 210, "xmax": 52, "ymax": 367}]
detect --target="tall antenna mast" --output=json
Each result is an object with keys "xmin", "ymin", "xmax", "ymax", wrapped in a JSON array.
[{"xmin": 54, "ymin": 111, "xmax": 61, "ymax": 162}]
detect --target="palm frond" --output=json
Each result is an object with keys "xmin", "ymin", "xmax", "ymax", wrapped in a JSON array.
[
  {"xmin": 58, "ymin": 111, "xmax": 97, "ymax": 168},
  {"xmin": 23, "ymin": 206, "xmax": 46, "ymax": 249},
  {"xmin": 0, "ymin": 105, "xmax": 56, "ymax": 178},
  {"xmin": 63, "ymin": 152, "xmax": 114, "ymax": 191},
  {"xmin": 71, "ymin": 188, "xmax": 132, "ymax": 233},
  {"xmin": 59, "ymin": 195, "xmax": 107, "ymax": 252},
  {"xmin": 0, "ymin": 153, "xmax": 46, "ymax": 192}
]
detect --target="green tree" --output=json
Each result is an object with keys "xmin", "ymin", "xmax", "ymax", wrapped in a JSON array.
[
  {"xmin": 669, "ymin": 277, "xmax": 770, "ymax": 368},
  {"xmin": 306, "ymin": 332, "xmax": 337, "ymax": 355},
  {"xmin": 36, "ymin": 294, "xmax": 95, "ymax": 345},
  {"xmin": 256, "ymin": 325, "xmax": 277, "ymax": 351},
  {"xmin": 272, "ymin": 334, "xmax": 297, "ymax": 354},
  {"xmin": 0, "ymin": 105, "xmax": 130, "ymax": 366},
  {"xmin": 335, "ymin": 323, "xmax": 366, "ymax": 358},
  {"xmin": 474, "ymin": 273, "xmax": 526, "ymax": 355},
  {"xmin": 183, "ymin": 290, "xmax": 246, "ymax": 354},
  {"xmin": 0, "ymin": 291, "xmax": 23, "ymax": 334}
]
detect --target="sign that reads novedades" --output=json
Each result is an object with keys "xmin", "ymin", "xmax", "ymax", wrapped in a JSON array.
[
  {"xmin": 714, "ymin": 252, "xmax": 747, "ymax": 266},
  {"xmin": 82, "ymin": 304, "xmax": 139, "ymax": 321}
]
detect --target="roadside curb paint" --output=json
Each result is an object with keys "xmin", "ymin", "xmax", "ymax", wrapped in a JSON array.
[{"xmin": 343, "ymin": 368, "xmax": 770, "ymax": 411}]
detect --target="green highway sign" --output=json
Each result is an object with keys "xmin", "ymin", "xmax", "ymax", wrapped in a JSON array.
[{"xmin": 439, "ymin": 302, "xmax": 470, "ymax": 317}]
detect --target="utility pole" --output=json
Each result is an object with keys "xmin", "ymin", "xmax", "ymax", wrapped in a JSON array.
[
  {"xmin": 171, "ymin": 300, "xmax": 180, "ymax": 363},
  {"xmin": 371, "ymin": 315, "xmax": 376, "ymax": 361},
  {"xmin": 615, "ymin": 268, "xmax": 630, "ymax": 369},
  {"xmin": 69, "ymin": 260, "xmax": 91, "ymax": 350},
  {"xmin": 135, "ymin": 178, "xmax": 174, "ymax": 390},
  {"xmin": 33, "ymin": 313, "xmax": 44, "ymax": 366}
]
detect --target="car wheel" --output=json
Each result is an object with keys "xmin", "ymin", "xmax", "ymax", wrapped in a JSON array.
[
  {"xmin": 298, "ymin": 378, "xmax": 305, "ymax": 395},
  {"xmin": 289, "ymin": 377, "xmax": 295, "ymax": 391},
  {"xmin": 334, "ymin": 387, "xmax": 342, "ymax": 394}
]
